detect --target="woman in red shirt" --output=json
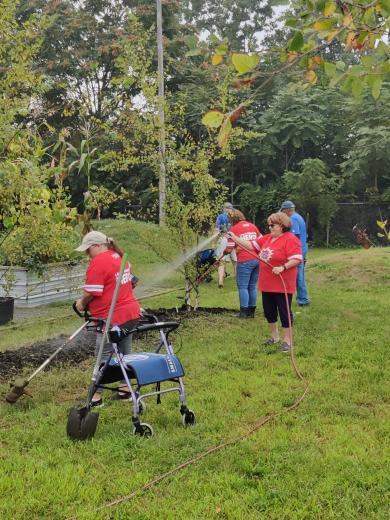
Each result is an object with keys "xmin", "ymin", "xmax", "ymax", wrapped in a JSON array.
[
  {"xmin": 228, "ymin": 212, "xmax": 302, "ymax": 352},
  {"xmin": 75, "ymin": 230, "xmax": 141, "ymax": 405},
  {"xmin": 226, "ymin": 209, "xmax": 262, "ymax": 318}
]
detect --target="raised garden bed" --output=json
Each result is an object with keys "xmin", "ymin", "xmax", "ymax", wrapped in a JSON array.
[{"xmin": 0, "ymin": 263, "xmax": 85, "ymax": 308}]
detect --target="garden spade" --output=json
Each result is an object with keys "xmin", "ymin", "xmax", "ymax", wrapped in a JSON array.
[
  {"xmin": 5, "ymin": 321, "xmax": 89, "ymax": 404},
  {"xmin": 66, "ymin": 406, "xmax": 99, "ymax": 440},
  {"xmin": 66, "ymin": 254, "xmax": 128, "ymax": 441}
]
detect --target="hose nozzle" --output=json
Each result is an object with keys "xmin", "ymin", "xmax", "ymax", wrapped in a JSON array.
[{"xmin": 218, "ymin": 223, "xmax": 228, "ymax": 235}]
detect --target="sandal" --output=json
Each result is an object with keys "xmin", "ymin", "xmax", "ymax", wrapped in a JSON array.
[
  {"xmin": 91, "ymin": 397, "xmax": 103, "ymax": 408},
  {"xmin": 116, "ymin": 386, "xmax": 133, "ymax": 400}
]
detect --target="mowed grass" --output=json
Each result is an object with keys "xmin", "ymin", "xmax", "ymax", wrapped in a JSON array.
[{"xmin": 0, "ymin": 246, "xmax": 390, "ymax": 519}]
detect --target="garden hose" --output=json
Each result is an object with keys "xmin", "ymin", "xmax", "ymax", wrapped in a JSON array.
[{"xmin": 66, "ymin": 237, "xmax": 309, "ymax": 519}]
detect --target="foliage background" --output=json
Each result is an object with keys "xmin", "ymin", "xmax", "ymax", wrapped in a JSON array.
[{"xmin": 1, "ymin": 0, "xmax": 390, "ymax": 253}]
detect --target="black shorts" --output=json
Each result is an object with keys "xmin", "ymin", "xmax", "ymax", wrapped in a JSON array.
[{"xmin": 262, "ymin": 292, "xmax": 293, "ymax": 328}]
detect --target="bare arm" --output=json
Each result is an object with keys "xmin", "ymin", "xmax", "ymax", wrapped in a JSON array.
[
  {"xmin": 75, "ymin": 291, "xmax": 94, "ymax": 312},
  {"xmin": 272, "ymin": 259, "xmax": 300, "ymax": 275}
]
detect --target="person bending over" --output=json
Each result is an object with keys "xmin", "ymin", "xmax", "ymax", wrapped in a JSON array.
[
  {"xmin": 226, "ymin": 209, "xmax": 262, "ymax": 318},
  {"xmin": 214, "ymin": 202, "xmax": 237, "ymax": 287},
  {"xmin": 75, "ymin": 230, "xmax": 141, "ymax": 406},
  {"xmin": 228, "ymin": 212, "xmax": 302, "ymax": 352}
]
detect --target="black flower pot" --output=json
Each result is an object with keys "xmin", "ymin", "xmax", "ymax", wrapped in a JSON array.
[{"xmin": 0, "ymin": 297, "xmax": 14, "ymax": 326}]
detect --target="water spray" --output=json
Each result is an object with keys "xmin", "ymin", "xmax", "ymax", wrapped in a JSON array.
[{"xmin": 135, "ymin": 232, "xmax": 221, "ymax": 299}]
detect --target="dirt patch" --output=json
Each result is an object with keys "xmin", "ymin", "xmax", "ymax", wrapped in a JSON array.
[
  {"xmin": 0, "ymin": 307, "xmax": 234, "ymax": 381},
  {"xmin": 0, "ymin": 330, "xmax": 96, "ymax": 381}
]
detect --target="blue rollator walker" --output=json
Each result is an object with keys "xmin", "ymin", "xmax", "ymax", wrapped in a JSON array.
[
  {"xmin": 67, "ymin": 254, "xmax": 195, "ymax": 441},
  {"xmin": 67, "ymin": 311, "xmax": 195, "ymax": 440}
]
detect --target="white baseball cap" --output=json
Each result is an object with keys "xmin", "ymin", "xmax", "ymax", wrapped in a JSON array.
[{"xmin": 75, "ymin": 231, "xmax": 111, "ymax": 252}]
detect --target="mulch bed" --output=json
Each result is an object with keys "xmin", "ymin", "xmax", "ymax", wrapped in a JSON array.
[{"xmin": 0, "ymin": 307, "xmax": 233, "ymax": 381}]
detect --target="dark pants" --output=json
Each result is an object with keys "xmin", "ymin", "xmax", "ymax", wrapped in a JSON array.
[
  {"xmin": 95, "ymin": 319, "xmax": 140, "ymax": 362},
  {"xmin": 262, "ymin": 292, "xmax": 293, "ymax": 328},
  {"xmin": 95, "ymin": 319, "xmax": 139, "ymax": 393}
]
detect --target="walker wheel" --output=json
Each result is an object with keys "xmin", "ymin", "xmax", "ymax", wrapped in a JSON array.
[
  {"xmin": 182, "ymin": 409, "xmax": 196, "ymax": 427},
  {"xmin": 133, "ymin": 422, "xmax": 154, "ymax": 438}
]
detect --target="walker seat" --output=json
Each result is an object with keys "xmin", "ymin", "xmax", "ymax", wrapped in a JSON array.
[{"xmin": 101, "ymin": 353, "xmax": 184, "ymax": 385}]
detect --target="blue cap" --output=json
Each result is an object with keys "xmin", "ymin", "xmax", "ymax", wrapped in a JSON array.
[{"xmin": 280, "ymin": 200, "xmax": 295, "ymax": 210}]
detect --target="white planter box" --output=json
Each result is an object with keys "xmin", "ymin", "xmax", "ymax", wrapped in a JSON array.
[{"xmin": 0, "ymin": 263, "xmax": 85, "ymax": 307}]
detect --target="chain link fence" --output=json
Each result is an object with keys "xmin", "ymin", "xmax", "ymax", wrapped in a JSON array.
[{"xmin": 328, "ymin": 202, "xmax": 390, "ymax": 246}]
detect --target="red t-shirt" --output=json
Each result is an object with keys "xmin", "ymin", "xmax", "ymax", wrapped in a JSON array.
[
  {"xmin": 251, "ymin": 232, "xmax": 302, "ymax": 294},
  {"xmin": 84, "ymin": 250, "xmax": 141, "ymax": 325},
  {"xmin": 227, "ymin": 221, "xmax": 262, "ymax": 262}
]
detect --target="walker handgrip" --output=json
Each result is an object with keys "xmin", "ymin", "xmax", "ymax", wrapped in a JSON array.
[
  {"xmin": 140, "ymin": 312, "xmax": 159, "ymax": 323},
  {"xmin": 135, "ymin": 321, "xmax": 180, "ymax": 334}
]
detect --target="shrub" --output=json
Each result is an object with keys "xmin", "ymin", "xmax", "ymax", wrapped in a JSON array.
[
  {"xmin": 0, "ymin": 220, "xmax": 78, "ymax": 274},
  {"xmin": 0, "ymin": 160, "xmax": 79, "ymax": 274}
]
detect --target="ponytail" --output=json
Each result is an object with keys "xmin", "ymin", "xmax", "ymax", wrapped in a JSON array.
[{"xmin": 107, "ymin": 237, "xmax": 124, "ymax": 257}]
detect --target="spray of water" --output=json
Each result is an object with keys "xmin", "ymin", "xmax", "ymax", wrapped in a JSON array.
[{"xmin": 135, "ymin": 231, "xmax": 220, "ymax": 296}]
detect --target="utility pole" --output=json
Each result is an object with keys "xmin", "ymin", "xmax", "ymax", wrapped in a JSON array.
[{"xmin": 156, "ymin": 0, "xmax": 166, "ymax": 225}]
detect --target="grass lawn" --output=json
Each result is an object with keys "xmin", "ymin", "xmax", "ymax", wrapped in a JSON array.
[{"xmin": 0, "ymin": 222, "xmax": 389, "ymax": 519}]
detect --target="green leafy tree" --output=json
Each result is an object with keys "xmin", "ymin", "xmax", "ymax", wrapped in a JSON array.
[
  {"xmin": 341, "ymin": 88, "xmax": 390, "ymax": 200},
  {"xmin": 0, "ymin": 0, "xmax": 78, "ymax": 274},
  {"xmin": 341, "ymin": 125, "xmax": 390, "ymax": 198},
  {"xmin": 283, "ymin": 158, "xmax": 342, "ymax": 245},
  {"xmin": 17, "ymin": 0, "xmax": 143, "ymax": 125},
  {"xmin": 194, "ymin": 0, "xmax": 390, "ymax": 147},
  {"xmin": 0, "ymin": 0, "xmax": 44, "ymax": 158}
]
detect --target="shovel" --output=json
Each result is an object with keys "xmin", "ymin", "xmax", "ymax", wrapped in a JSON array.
[
  {"xmin": 66, "ymin": 253, "xmax": 128, "ymax": 441},
  {"xmin": 5, "ymin": 320, "xmax": 89, "ymax": 404}
]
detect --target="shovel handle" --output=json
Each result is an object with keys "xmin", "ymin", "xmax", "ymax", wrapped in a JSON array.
[{"xmin": 89, "ymin": 254, "xmax": 128, "ymax": 386}]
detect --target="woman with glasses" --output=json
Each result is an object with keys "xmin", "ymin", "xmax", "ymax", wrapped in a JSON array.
[{"xmin": 228, "ymin": 212, "xmax": 302, "ymax": 352}]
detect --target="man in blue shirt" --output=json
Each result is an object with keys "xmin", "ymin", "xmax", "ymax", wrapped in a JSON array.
[
  {"xmin": 281, "ymin": 200, "xmax": 310, "ymax": 306},
  {"xmin": 215, "ymin": 202, "xmax": 232, "ymax": 231}
]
